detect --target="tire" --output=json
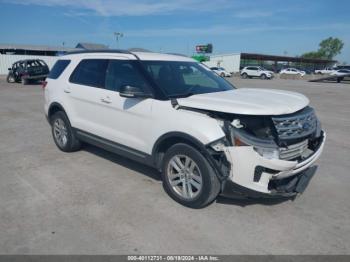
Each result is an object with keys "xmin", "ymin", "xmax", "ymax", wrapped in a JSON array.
[
  {"xmin": 220, "ymin": 73, "xmax": 225, "ymax": 77},
  {"xmin": 21, "ymin": 77, "xmax": 28, "ymax": 85},
  {"xmin": 242, "ymin": 73, "xmax": 248, "ymax": 79},
  {"xmin": 6, "ymin": 74, "xmax": 15, "ymax": 83},
  {"xmin": 161, "ymin": 143, "xmax": 221, "ymax": 208},
  {"xmin": 51, "ymin": 111, "xmax": 81, "ymax": 152},
  {"xmin": 260, "ymin": 74, "xmax": 267, "ymax": 80}
]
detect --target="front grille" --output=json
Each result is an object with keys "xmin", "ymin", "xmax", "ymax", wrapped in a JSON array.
[
  {"xmin": 279, "ymin": 139, "xmax": 308, "ymax": 160},
  {"xmin": 272, "ymin": 107, "xmax": 317, "ymax": 140}
]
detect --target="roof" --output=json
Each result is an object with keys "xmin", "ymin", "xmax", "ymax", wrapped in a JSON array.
[
  {"xmin": 75, "ymin": 42, "xmax": 109, "ymax": 50},
  {"xmin": 64, "ymin": 49, "xmax": 195, "ymax": 62},
  {"xmin": 241, "ymin": 53, "xmax": 336, "ymax": 64},
  {"xmin": 134, "ymin": 52, "xmax": 194, "ymax": 62},
  {"xmin": 0, "ymin": 43, "xmax": 77, "ymax": 52}
]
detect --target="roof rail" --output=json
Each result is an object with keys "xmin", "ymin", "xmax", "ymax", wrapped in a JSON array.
[{"xmin": 64, "ymin": 49, "xmax": 133, "ymax": 55}]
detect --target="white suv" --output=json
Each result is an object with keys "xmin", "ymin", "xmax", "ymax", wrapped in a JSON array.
[
  {"xmin": 240, "ymin": 66, "xmax": 274, "ymax": 80},
  {"xmin": 44, "ymin": 50, "xmax": 325, "ymax": 208},
  {"xmin": 210, "ymin": 67, "xmax": 232, "ymax": 77}
]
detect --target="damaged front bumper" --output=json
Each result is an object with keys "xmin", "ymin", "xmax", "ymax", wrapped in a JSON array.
[{"xmin": 221, "ymin": 132, "xmax": 326, "ymax": 198}]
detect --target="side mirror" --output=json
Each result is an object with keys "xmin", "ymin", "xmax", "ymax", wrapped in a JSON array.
[
  {"xmin": 119, "ymin": 85, "xmax": 152, "ymax": 99},
  {"xmin": 8, "ymin": 68, "xmax": 11, "ymax": 71}
]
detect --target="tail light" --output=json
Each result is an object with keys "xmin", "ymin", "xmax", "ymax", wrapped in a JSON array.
[{"xmin": 42, "ymin": 81, "xmax": 47, "ymax": 89}]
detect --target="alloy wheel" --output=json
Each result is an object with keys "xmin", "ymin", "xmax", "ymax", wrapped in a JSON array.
[
  {"xmin": 166, "ymin": 155, "xmax": 203, "ymax": 200},
  {"xmin": 53, "ymin": 118, "xmax": 68, "ymax": 148}
]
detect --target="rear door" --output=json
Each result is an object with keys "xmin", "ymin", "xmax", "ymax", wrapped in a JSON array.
[
  {"xmin": 65, "ymin": 59, "xmax": 109, "ymax": 136},
  {"xmin": 26, "ymin": 60, "xmax": 46, "ymax": 77}
]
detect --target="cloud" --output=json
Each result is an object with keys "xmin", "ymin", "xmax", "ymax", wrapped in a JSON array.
[
  {"xmin": 233, "ymin": 10, "xmax": 275, "ymax": 18},
  {"xmin": 4, "ymin": 0, "xmax": 232, "ymax": 16},
  {"xmin": 125, "ymin": 23, "xmax": 350, "ymax": 37}
]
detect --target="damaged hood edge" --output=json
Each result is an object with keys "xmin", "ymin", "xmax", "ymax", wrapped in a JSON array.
[{"xmin": 177, "ymin": 88, "xmax": 309, "ymax": 116}]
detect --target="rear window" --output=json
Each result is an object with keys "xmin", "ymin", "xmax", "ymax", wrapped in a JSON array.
[
  {"xmin": 48, "ymin": 60, "xmax": 71, "ymax": 79},
  {"xmin": 69, "ymin": 59, "xmax": 108, "ymax": 88}
]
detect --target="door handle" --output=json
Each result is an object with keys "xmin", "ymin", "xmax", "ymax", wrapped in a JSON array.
[
  {"xmin": 100, "ymin": 97, "xmax": 112, "ymax": 104},
  {"xmin": 64, "ymin": 89, "xmax": 71, "ymax": 93}
]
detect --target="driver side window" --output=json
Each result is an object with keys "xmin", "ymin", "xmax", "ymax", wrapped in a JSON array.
[{"xmin": 105, "ymin": 60, "xmax": 150, "ymax": 92}]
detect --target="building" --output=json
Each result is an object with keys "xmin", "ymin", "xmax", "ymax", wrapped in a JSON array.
[
  {"xmin": 203, "ymin": 53, "xmax": 241, "ymax": 73},
  {"xmin": 75, "ymin": 42, "xmax": 109, "ymax": 50},
  {"xmin": 204, "ymin": 52, "xmax": 336, "ymax": 73},
  {"xmin": 0, "ymin": 43, "xmax": 108, "ymax": 74}
]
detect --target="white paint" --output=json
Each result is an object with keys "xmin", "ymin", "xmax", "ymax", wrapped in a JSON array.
[
  {"xmin": 224, "ymin": 133, "xmax": 325, "ymax": 193},
  {"xmin": 0, "ymin": 54, "xmax": 58, "ymax": 75},
  {"xmin": 177, "ymin": 88, "xmax": 310, "ymax": 115},
  {"xmin": 203, "ymin": 53, "xmax": 241, "ymax": 73}
]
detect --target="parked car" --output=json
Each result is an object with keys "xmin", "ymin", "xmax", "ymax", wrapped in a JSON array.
[
  {"xmin": 44, "ymin": 50, "xmax": 325, "ymax": 208},
  {"xmin": 7, "ymin": 59, "xmax": 49, "ymax": 85},
  {"xmin": 240, "ymin": 66, "xmax": 274, "ymax": 80},
  {"xmin": 330, "ymin": 69, "xmax": 350, "ymax": 76},
  {"xmin": 210, "ymin": 67, "xmax": 232, "ymax": 77},
  {"xmin": 314, "ymin": 67, "xmax": 335, "ymax": 75},
  {"xmin": 280, "ymin": 68, "xmax": 306, "ymax": 77}
]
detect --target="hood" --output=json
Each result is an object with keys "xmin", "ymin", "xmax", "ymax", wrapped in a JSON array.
[{"xmin": 177, "ymin": 88, "xmax": 309, "ymax": 115}]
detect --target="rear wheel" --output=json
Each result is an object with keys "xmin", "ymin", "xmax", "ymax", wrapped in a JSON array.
[
  {"xmin": 161, "ymin": 143, "xmax": 221, "ymax": 208},
  {"xmin": 21, "ymin": 77, "xmax": 28, "ymax": 85},
  {"xmin": 51, "ymin": 111, "xmax": 81, "ymax": 152},
  {"xmin": 242, "ymin": 73, "xmax": 248, "ymax": 79},
  {"xmin": 220, "ymin": 72, "xmax": 225, "ymax": 77}
]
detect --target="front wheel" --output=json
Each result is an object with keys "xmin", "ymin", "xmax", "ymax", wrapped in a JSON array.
[
  {"xmin": 260, "ymin": 74, "xmax": 267, "ymax": 80},
  {"xmin": 161, "ymin": 143, "xmax": 221, "ymax": 208},
  {"xmin": 6, "ymin": 74, "xmax": 15, "ymax": 83},
  {"xmin": 220, "ymin": 72, "xmax": 225, "ymax": 77},
  {"xmin": 241, "ymin": 73, "xmax": 248, "ymax": 79}
]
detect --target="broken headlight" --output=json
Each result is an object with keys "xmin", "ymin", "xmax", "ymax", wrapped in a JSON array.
[
  {"xmin": 230, "ymin": 123, "xmax": 280, "ymax": 159},
  {"xmin": 253, "ymin": 147, "xmax": 280, "ymax": 159}
]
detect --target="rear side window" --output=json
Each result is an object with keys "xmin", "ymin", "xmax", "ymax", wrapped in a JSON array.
[
  {"xmin": 48, "ymin": 60, "xmax": 71, "ymax": 79},
  {"xmin": 69, "ymin": 59, "xmax": 108, "ymax": 88}
]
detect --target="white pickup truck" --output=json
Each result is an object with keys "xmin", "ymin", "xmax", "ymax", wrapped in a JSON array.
[{"xmin": 314, "ymin": 67, "xmax": 334, "ymax": 75}]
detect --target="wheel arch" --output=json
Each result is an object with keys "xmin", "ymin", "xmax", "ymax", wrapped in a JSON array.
[
  {"xmin": 152, "ymin": 131, "xmax": 229, "ymax": 184},
  {"xmin": 48, "ymin": 102, "xmax": 68, "ymax": 123},
  {"xmin": 152, "ymin": 132, "xmax": 207, "ymax": 170}
]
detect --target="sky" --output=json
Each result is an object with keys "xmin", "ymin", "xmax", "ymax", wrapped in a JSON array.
[{"xmin": 0, "ymin": 0, "xmax": 350, "ymax": 63}]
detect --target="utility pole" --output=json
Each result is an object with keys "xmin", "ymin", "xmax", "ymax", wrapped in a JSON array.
[{"xmin": 114, "ymin": 32, "xmax": 124, "ymax": 48}]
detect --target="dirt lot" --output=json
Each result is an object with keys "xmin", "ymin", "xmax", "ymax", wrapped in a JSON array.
[{"xmin": 0, "ymin": 77, "xmax": 349, "ymax": 254}]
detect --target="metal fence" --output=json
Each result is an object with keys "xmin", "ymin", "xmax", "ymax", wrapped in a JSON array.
[{"xmin": 0, "ymin": 54, "xmax": 58, "ymax": 75}]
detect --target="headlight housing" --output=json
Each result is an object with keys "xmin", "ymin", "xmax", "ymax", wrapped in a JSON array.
[
  {"xmin": 229, "ymin": 123, "xmax": 280, "ymax": 159},
  {"xmin": 253, "ymin": 147, "xmax": 279, "ymax": 159}
]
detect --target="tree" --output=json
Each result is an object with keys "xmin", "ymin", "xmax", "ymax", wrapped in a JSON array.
[
  {"xmin": 301, "ymin": 37, "xmax": 344, "ymax": 60},
  {"xmin": 318, "ymin": 37, "xmax": 344, "ymax": 60},
  {"xmin": 301, "ymin": 50, "xmax": 325, "ymax": 59}
]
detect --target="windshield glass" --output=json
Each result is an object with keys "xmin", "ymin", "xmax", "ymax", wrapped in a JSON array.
[{"xmin": 141, "ymin": 61, "xmax": 235, "ymax": 98}]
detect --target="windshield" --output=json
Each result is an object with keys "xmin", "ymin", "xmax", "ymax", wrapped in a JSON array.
[{"xmin": 141, "ymin": 61, "xmax": 235, "ymax": 98}]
